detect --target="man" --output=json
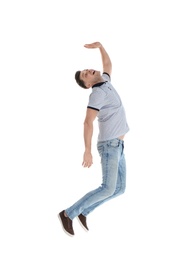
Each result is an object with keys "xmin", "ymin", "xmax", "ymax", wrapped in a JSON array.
[{"xmin": 58, "ymin": 42, "xmax": 129, "ymax": 236}]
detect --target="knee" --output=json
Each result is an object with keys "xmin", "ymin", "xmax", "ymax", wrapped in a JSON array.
[
  {"xmin": 116, "ymin": 184, "xmax": 126, "ymax": 196},
  {"xmin": 121, "ymin": 186, "xmax": 126, "ymax": 195},
  {"xmin": 101, "ymin": 185, "xmax": 116, "ymax": 198}
]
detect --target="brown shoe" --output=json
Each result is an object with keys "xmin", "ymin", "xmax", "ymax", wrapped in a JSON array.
[
  {"xmin": 58, "ymin": 210, "xmax": 74, "ymax": 236},
  {"xmin": 77, "ymin": 214, "xmax": 89, "ymax": 231}
]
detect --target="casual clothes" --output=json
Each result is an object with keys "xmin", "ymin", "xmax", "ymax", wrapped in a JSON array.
[
  {"xmin": 65, "ymin": 74, "xmax": 129, "ymax": 220},
  {"xmin": 87, "ymin": 73, "xmax": 129, "ymax": 141},
  {"xmin": 65, "ymin": 138, "xmax": 126, "ymax": 219}
]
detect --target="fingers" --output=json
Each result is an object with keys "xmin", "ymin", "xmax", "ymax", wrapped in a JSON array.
[
  {"xmin": 84, "ymin": 42, "xmax": 101, "ymax": 48},
  {"xmin": 82, "ymin": 160, "xmax": 93, "ymax": 168},
  {"xmin": 84, "ymin": 44, "xmax": 94, "ymax": 48},
  {"xmin": 82, "ymin": 151, "xmax": 93, "ymax": 168}
]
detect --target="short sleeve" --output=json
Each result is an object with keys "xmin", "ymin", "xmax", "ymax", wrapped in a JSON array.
[
  {"xmin": 102, "ymin": 72, "xmax": 111, "ymax": 82},
  {"xmin": 87, "ymin": 88, "xmax": 107, "ymax": 111}
]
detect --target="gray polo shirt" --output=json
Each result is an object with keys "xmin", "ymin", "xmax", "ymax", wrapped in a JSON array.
[{"xmin": 87, "ymin": 73, "xmax": 129, "ymax": 142}]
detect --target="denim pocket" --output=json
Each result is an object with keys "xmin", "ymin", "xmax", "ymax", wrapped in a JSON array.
[
  {"xmin": 97, "ymin": 144, "xmax": 104, "ymax": 157},
  {"xmin": 107, "ymin": 139, "xmax": 120, "ymax": 148}
]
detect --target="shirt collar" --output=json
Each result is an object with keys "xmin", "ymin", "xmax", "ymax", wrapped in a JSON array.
[{"xmin": 92, "ymin": 81, "xmax": 107, "ymax": 88}]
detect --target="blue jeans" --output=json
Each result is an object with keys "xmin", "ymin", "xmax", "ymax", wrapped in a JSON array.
[{"xmin": 65, "ymin": 138, "xmax": 126, "ymax": 220}]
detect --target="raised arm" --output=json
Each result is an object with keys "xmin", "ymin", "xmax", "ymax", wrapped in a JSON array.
[{"xmin": 84, "ymin": 42, "xmax": 112, "ymax": 76}]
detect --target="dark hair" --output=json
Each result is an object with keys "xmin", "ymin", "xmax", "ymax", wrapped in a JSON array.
[{"xmin": 75, "ymin": 71, "xmax": 87, "ymax": 89}]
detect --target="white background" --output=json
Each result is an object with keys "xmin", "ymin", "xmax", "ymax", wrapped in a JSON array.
[{"xmin": 0, "ymin": 0, "xmax": 183, "ymax": 259}]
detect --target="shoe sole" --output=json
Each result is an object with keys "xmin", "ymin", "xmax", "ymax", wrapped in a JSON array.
[{"xmin": 58, "ymin": 214, "xmax": 74, "ymax": 237}]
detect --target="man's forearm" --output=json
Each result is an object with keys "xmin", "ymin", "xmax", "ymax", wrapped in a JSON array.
[
  {"xmin": 99, "ymin": 45, "xmax": 112, "ymax": 73},
  {"xmin": 83, "ymin": 122, "xmax": 93, "ymax": 152},
  {"xmin": 82, "ymin": 122, "xmax": 93, "ymax": 168}
]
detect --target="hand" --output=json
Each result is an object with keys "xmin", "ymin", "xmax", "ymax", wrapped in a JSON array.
[
  {"xmin": 82, "ymin": 151, "xmax": 93, "ymax": 168},
  {"xmin": 84, "ymin": 42, "xmax": 102, "ymax": 49}
]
